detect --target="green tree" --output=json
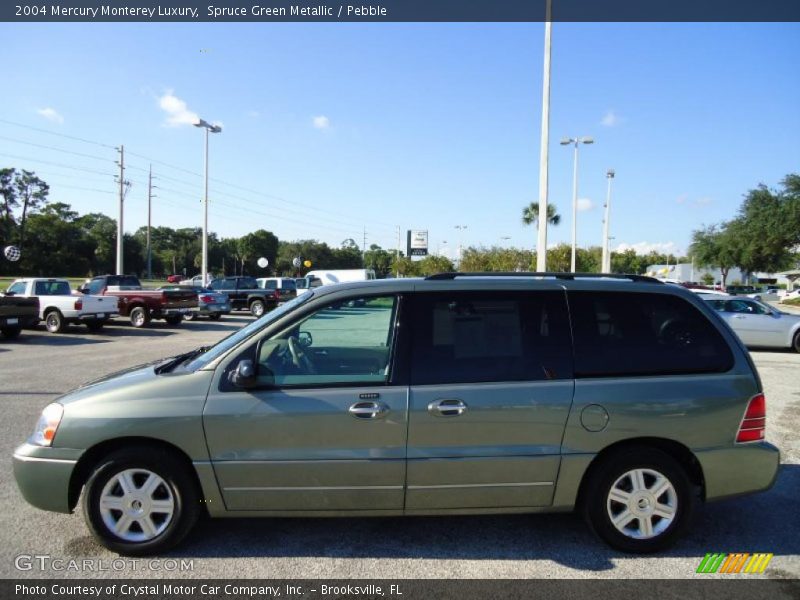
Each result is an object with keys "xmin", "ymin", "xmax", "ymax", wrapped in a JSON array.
[
  {"xmin": 415, "ymin": 255, "xmax": 455, "ymax": 276},
  {"xmin": 14, "ymin": 170, "xmax": 50, "ymax": 253},
  {"xmin": 237, "ymin": 229, "xmax": 279, "ymax": 276},
  {"xmin": 364, "ymin": 244, "xmax": 394, "ymax": 277},
  {"xmin": 690, "ymin": 224, "xmax": 739, "ymax": 288},
  {"xmin": 0, "ymin": 168, "xmax": 18, "ymax": 245},
  {"xmin": 522, "ymin": 202, "xmax": 561, "ymax": 228}
]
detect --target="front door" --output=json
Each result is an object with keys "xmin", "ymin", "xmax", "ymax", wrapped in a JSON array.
[
  {"xmin": 203, "ymin": 294, "xmax": 407, "ymax": 512},
  {"xmin": 404, "ymin": 290, "xmax": 575, "ymax": 510}
]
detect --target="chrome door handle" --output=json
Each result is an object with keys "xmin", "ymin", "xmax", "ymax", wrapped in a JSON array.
[
  {"xmin": 428, "ymin": 398, "xmax": 468, "ymax": 417},
  {"xmin": 348, "ymin": 401, "xmax": 388, "ymax": 419}
]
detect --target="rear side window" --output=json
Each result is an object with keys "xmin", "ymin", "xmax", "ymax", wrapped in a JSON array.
[
  {"xmin": 35, "ymin": 281, "xmax": 71, "ymax": 295},
  {"xmin": 280, "ymin": 279, "xmax": 297, "ymax": 290},
  {"xmin": 263, "ymin": 280, "xmax": 277, "ymax": 290},
  {"xmin": 240, "ymin": 277, "xmax": 258, "ymax": 289},
  {"xmin": 410, "ymin": 291, "xmax": 573, "ymax": 385},
  {"xmin": 569, "ymin": 292, "xmax": 734, "ymax": 378}
]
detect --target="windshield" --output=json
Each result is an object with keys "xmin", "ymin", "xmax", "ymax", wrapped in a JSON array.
[{"xmin": 184, "ymin": 292, "xmax": 313, "ymax": 371}]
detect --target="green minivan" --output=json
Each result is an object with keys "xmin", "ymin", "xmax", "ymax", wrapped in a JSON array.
[{"xmin": 13, "ymin": 273, "xmax": 780, "ymax": 555}]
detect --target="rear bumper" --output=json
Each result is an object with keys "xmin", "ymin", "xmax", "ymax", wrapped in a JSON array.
[
  {"xmin": 1, "ymin": 315, "xmax": 38, "ymax": 328},
  {"xmin": 76, "ymin": 312, "xmax": 118, "ymax": 321},
  {"xmin": 13, "ymin": 443, "xmax": 83, "ymax": 514},
  {"xmin": 697, "ymin": 442, "xmax": 780, "ymax": 501}
]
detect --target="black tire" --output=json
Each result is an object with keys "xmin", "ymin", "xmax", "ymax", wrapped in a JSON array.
[
  {"xmin": 581, "ymin": 447, "xmax": 696, "ymax": 554},
  {"xmin": 1, "ymin": 326, "xmax": 21, "ymax": 339},
  {"xmin": 793, "ymin": 330, "xmax": 800, "ymax": 353},
  {"xmin": 249, "ymin": 299, "xmax": 265, "ymax": 318},
  {"xmin": 129, "ymin": 306, "xmax": 150, "ymax": 328},
  {"xmin": 208, "ymin": 313, "xmax": 222, "ymax": 321},
  {"xmin": 82, "ymin": 447, "xmax": 200, "ymax": 556},
  {"xmin": 182, "ymin": 312, "xmax": 197, "ymax": 322},
  {"xmin": 45, "ymin": 310, "xmax": 65, "ymax": 334},
  {"xmin": 86, "ymin": 321, "xmax": 104, "ymax": 332},
  {"xmin": 164, "ymin": 315, "xmax": 183, "ymax": 326}
]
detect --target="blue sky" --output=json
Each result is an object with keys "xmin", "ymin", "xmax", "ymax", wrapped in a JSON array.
[{"xmin": 2, "ymin": 22, "xmax": 799, "ymax": 259}]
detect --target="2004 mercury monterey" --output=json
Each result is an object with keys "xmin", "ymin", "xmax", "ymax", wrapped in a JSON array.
[{"xmin": 13, "ymin": 273, "xmax": 779, "ymax": 555}]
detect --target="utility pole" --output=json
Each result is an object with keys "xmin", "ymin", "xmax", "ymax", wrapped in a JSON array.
[
  {"xmin": 146, "ymin": 165, "xmax": 157, "ymax": 281},
  {"xmin": 536, "ymin": 0, "xmax": 553, "ymax": 271},
  {"xmin": 115, "ymin": 145, "xmax": 125, "ymax": 275},
  {"xmin": 395, "ymin": 226, "xmax": 401, "ymax": 277},
  {"xmin": 362, "ymin": 226, "xmax": 367, "ymax": 267}
]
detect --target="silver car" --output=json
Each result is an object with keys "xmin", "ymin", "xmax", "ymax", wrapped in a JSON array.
[{"xmin": 703, "ymin": 296, "xmax": 800, "ymax": 352}]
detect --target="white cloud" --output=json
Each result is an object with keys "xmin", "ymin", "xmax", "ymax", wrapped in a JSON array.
[
  {"xmin": 577, "ymin": 198, "xmax": 595, "ymax": 212},
  {"xmin": 312, "ymin": 115, "xmax": 330, "ymax": 130},
  {"xmin": 36, "ymin": 107, "xmax": 63, "ymax": 124},
  {"xmin": 158, "ymin": 91, "xmax": 199, "ymax": 127},
  {"xmin": 600, "ymin": 110, "xmax": 621, "ymax": 127},
  {"xmin": 613, "ymin": 241, "xmax": 682, "ymax": 255}
]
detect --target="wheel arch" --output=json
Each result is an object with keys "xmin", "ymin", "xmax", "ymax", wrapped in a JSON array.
[
  {"xmin": 68, "ymin": 436, "xmax": 205, "ymax": 514},
  {"xmin": 574, "ymin": 437, "xmax": 706, "ymax": 509}
]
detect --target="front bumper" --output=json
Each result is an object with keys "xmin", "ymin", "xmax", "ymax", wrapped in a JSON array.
[
  {"xmin": 697, "ymin": 441, "xmax": 780, "ymax": 501},
  {"xmin": 12, "ymin": 443, "xmax": 83, "ymax": 514}
]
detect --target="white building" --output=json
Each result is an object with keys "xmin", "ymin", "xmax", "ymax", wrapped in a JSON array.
[{"xmin": 645, "ymin": 263, "xmax": 792, "ymax": 286}]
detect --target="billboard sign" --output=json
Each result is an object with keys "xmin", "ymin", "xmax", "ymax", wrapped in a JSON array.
[{"xmin": 407, "ymin": 230, "xmax": 429, "ymax": 257}]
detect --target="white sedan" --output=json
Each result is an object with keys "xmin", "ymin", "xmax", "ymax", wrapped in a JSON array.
[{"xmin": 703, "ymin": 296, "xmax": 800, "ymax": 352}]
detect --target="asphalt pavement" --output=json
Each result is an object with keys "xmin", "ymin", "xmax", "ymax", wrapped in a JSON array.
[{"xmin": 0, "ymin": 313, "xmax": 798, "ymax": 579}]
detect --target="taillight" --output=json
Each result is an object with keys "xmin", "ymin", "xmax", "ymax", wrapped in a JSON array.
[
  {"xmin": 273, "ymin": 291, "xmax": 281, "ymax": 299},
  {"xmin": 736, "ymin": 393, "xmax": 766, "ymax": 443},
  {"xmin": 74, "ymin": 299, "xmax": 83, "ymax": 310},
  {"xmin": 199, "ymin": 295, "xmax": 214, "ymax": 303}
]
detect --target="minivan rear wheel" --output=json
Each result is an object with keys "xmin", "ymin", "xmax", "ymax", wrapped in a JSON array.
[
  {"xmin": 582, "ymin": 447, "xmax": 695, "ymax": 553},
  {"xmin": 792, "ymin": 330, "xmax": 800, "ymax": 353},
  {"xmin": 82, "ymin": 448, "xmax": 199, "ymax": 556}
]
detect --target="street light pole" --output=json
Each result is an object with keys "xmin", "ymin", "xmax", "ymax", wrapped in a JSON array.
[
  {"xmin": 454, "ymin": 225, "xmax": 467, "ymax": 267},
  {"xmin": 194, "ymin": 118, "xmax": 222, "ymax": 285},
  {"xmin": 536, "ymin": 0, "xmax": 553, "ymax": 271},
  {"xmin": 560, "ymin": 136, "xmax": 594, "ymax": 272},
  {"xmin": 602, "ymin": 169, "xmax": 615, "ymax": 273}
]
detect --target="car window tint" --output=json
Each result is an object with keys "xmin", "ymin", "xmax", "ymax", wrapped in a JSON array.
[
  {"xmin": 569, "ymin": 292, "xmax": 733, "ymax": 378},
  {"xmin": 727, "ymin": 300, "xmax": 753, "ymax": 314},
  {"xmin": 256, "ymin": 296, "xmax": 398, "ymax": 387},
  {"xmin": 281, "ymin": 279, "xmax": 297, "ymax": 290},
  {"xmin": 222, "ymin": 278, "xmax": 237, "ymax": 288},
  {"xmin": 263, "ymin": 280, "xmax": 277, "ymax": 290},
  {"xmin": 88, "ymin": 279, "xmax": 104, "ymax": 295},
  {"xmin": 744, "ymin": 301, "xmax": 768, "ymax": 315},
  {"xmin": 240, "ymin": 277, "xmax": 258, "ymax": 289},
  {"xmin": 410, "ymin": 291, "xmax": 573, "ymax": 385},
  {"xmin": 35, "ymin": 281, "xmax": 71, "ymax": 295}
]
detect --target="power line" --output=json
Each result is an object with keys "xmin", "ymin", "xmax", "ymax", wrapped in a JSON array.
[
  {"xmin": 0, "ymin": 135, "xmax": 113, "ymax": 162},
  {"xmin": 0, "ymin": 118, "xmax": 116, "ymax": 149}
]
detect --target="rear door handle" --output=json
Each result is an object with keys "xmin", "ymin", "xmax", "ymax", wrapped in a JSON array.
[
  {"xmin": 428, "ymin": 398, "xmax": 468, "ymax": 417},
  {"xmin": 348, "ymin": 401, "xmax": 388, "ymax": 420}
]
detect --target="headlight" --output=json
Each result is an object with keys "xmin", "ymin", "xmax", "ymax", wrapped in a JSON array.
[{"xmin": 30, "ymin": 403, "xmax": 64, "ymax": 446}]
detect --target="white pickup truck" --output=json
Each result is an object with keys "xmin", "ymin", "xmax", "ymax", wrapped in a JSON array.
[{"xmin": 5, "ymin": 278, "xmax": 119, "ymax": 333}]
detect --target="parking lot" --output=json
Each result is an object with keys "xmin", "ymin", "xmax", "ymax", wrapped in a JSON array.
[{"xmin": 1, "ymin": 314, "xmax": 799, "ymax": 579}]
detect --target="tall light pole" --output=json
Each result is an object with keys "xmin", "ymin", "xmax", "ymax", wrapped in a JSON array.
[
  {"xmin": 602, "ymin": 169, "xmax": 615, "ymax": 273},
  {"xmin": 560, "ymin": 136, "xmax": 594, "ymax": 272},
  {"xmin": 194, "ymin": 118, "xmax": 222, "ymax": 285},
  {"xmin": 536, "ymin": 0, "xmax": 553, "ymax": 272},
  {"xmin": 454, "ymin": 225, "xmax": 467, "ymax": 267}
]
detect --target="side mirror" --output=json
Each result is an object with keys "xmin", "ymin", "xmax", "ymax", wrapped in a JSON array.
[
  {"xmin": 230, "ymin": 359, "xmax": 257, "ymax": 389},
  {"xmin": 298, "ymin": 331, "xmax": 313, "ymax": 348}
]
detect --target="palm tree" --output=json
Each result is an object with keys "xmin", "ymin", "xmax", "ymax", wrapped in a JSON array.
[{"xmin": 522, "ymin": 202, "xmax": 561, "ymax": 228}]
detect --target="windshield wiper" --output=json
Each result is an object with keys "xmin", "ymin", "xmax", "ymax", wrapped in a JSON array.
[{"xmin": 154, "ymin": 345, "xmax": 211, "ymax": 374}]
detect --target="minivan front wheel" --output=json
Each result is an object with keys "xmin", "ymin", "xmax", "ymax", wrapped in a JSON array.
[
  {"xmin": 82, "ymin": 448, "xmax": 199, "ymax": 556},
  {"xmin": 582, "ymin": 447, "xmax": 695, "ymax": 553}
]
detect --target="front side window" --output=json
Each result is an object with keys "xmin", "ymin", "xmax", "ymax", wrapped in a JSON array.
[
  {"xmin": 256, "ymin": 295, "xmax": 399, "ymax": 387},
  {"xmin": 569, "ymin": 292, "xmax": 734, "ymax": 378},
  {"xmin": 239, "ymin": 277, "xmax": 258, "ymax": 289},
  {"xmin": 409, "ymin": 291, "xmax": 573, "ymax": 385},
  {"xmin": 7, "ymin": 281, "xmax": 26, "ymax": 295}
]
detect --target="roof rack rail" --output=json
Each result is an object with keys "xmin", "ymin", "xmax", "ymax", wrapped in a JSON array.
[{"xmin": 424, "ymin": 272, "xmax": 662, "ymax": 283}]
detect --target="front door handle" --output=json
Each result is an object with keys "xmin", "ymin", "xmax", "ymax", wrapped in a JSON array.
[
  {"xmin": 348, "ymin": 401, "xmax": 388, "ymax": 420},
  {"xmin": 428, "ymin": 398, "xmax": 468, "ymax": 417}
]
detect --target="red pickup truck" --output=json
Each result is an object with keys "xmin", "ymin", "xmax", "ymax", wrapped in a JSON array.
[{"xmin": 78, "ymin": 275, "xmax": 197, "ymax": 327}]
